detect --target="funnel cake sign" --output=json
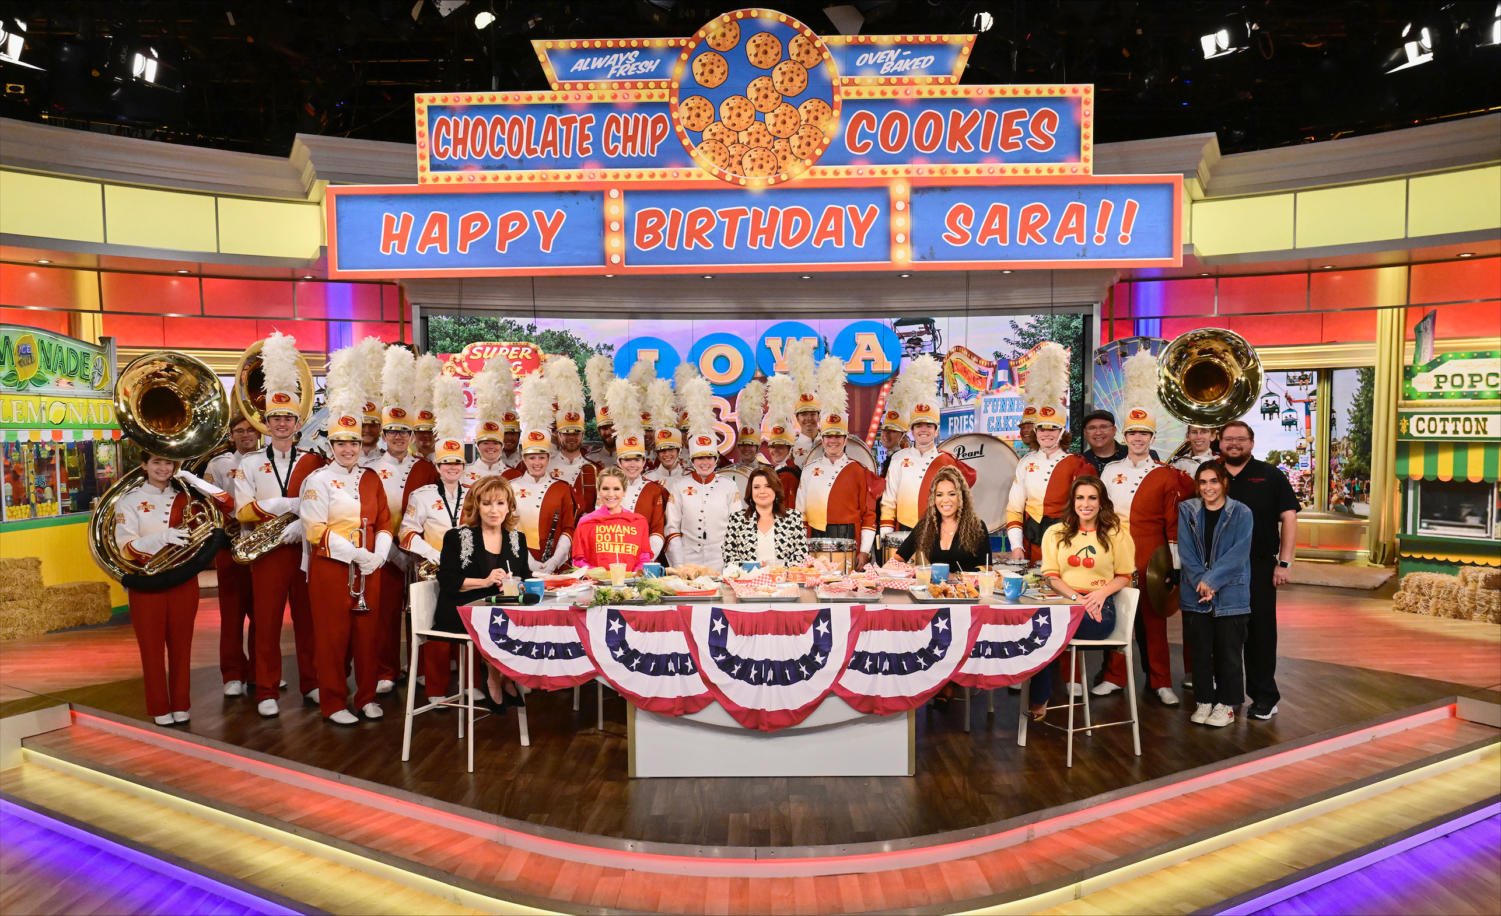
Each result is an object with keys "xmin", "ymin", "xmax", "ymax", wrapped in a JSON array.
[{"xmin": 326, "ymin": 8, "xmax": 1181, "ymax": 278}]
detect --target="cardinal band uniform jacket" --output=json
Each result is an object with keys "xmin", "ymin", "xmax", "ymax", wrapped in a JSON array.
[
  {"xmin": 300, "ymin": 462, "xmax": 391, "ymax": 560},
  {"xmin": 1101, "ymin": 456, "xmax": 1186, "ymax": 616},
  {"xmin": 880, "ymin": 446, "xmax": 969, "ymax": 532},
  {"xmin": 1004, "ymin": 448, "xmax": 1092, "ymax": 548},
  {"xmin": 547, "ymin": 452, "xmax": 599, "ymax": 514},
  {"xmin": 796, "ymin": 454, "xmax": 877, "ymax": 553},
  {"xmin": 502, "ymin": 468, "xmax": 579, "ymax": 563}
]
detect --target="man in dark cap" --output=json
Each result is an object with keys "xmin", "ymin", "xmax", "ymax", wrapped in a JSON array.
[{"xmin": 1079, "ymin": 409, "xmax": 1127, "ymax": 475}]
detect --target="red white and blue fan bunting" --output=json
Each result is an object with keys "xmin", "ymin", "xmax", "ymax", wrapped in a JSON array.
[
  {"xmin": 949, "ymin": 604, "xmax": 1084, "ymax": 689},
  {"xmin": 461, "ymin": 604, "xmax": 599, "ymax": 689},
  {"xmin": 680, "ymin": 605, "xmax": 861, "ymax": 732},
  {"xmin": 572, "ymin": 605, "xmax": 713, "ymax": 716},
  {"xmin": 833, "ymin": 604, "xmax": 981, "ymax": 715}
]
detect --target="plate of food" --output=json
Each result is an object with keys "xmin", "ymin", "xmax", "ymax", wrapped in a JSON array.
[
  {"xmin": 665, "ymin": 564, "xmax": 720, "ymax": 581},
  {"xmin": 907, "ymin": 581, "xmax": 983, "ymax": 603},
  {"xmin": 638, "ymin": 575, "xmax": 721, "ymax": 600},
  {"xmin": 727, "ymin": 580, "xmax": 804, "ymax": 602}
]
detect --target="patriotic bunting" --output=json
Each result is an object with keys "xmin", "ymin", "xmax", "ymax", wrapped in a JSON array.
[{"xmin": 462, "ymin": 601, "xmax": 1084, "ymax": 730}]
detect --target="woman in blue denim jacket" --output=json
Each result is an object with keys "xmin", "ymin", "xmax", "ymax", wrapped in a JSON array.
[{"xmin": 1177, "ymin": 461, "xmax": 1253, "ymax": 728}]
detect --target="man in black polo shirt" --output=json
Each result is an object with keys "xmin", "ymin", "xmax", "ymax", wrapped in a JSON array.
[
  {"xmin": 1219, "ymin": 419, "xmax": 1299, "ymax": 720},
  {"xmin": 1079, "ymin": 409, "xmax": 1127, "ymax": 475}
]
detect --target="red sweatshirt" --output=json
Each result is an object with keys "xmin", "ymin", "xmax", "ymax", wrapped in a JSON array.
[{"xmin": 571, "ymin": 506, "xmax": 653, "ymax": 572}]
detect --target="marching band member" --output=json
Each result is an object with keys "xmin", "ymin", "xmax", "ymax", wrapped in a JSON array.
[
  {"xmin": 402, "ymin": 374, "xmax": 469, "ymax": 704},
  {"xmin": 232, "ymin": 331, "xmax": 326, "ymax": 718},
  {"xmin": 1093, "ymin": 352, "xmax": 1189, "ymax": 705},
  {"xmin": 371, "ymin": 346, "xmax": 439, "ymax": 694},
  {"xmin": 1172, "ymin": 425, "xmax": 1220, "ymax": 477},
  {"xmin": 116, "ymin": 453, "xmax": 235, "ymax": 725},
  {"xmin": 609, "ymin": 378, "xmax": 668, "ymax": 561},
  {"xmin": 665, "ymin": 375, "xmax": 742, "ymax": 569},
  {"xmin": 545, "ymin": 355, "xmax": 599, "ymax": 514},
  {"xmin": 877, "ymin": 407, "xmax": 910, "ymax": 477},
  {"xmin": 203, "ymin": 411, "xmax": 259, "ymax": 697},
  {"xmin": 465, "ymin": 358, "xmax": 520, "ymax": 485},
  {"xmin": 727, "ymin": 378, "xmax": 766, "ymax": 475},
  {"xmin": 300, "ymin": 355, "xmax": 390, "ymax": 725},
  {"xmin": 503, "ymin": 372, "xmax": 577, "ymax": 573},
  {"xmin": 1004, "ymin": 343, "xmax": 1091, "ymax": 563},
  {"xmin": 355, "ymin": 337, "xmax": 387, "ymax": 467},
  {"xmin": 798, "ymin": 358, "xmax": 877, "ymax": 568},
  {"xmin": 785, "ymin": 339, "xmax": 821, "ymax": 465},
  {"xmin": 583, "ymin": 355, "xmax": 619, "ymax": 468},
  {"xmin": 410, "ymin": 353, "xmax": 442, "ymax": 461},
  {"xmin": 879, "ymin": 355, "xmax": 973, "ymax": 537},
  {"xmin": 643, "ymin": 378, "xmax": 684, "ymax": 482},
  {"xmin": 763, "ymin": 373, "xmax": 801, "ymax": 503}
]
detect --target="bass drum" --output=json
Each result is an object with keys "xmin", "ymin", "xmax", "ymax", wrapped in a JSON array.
[
  {"xmin": 718, "ymin": 465, "xmax": 751, "ymax": 500},
  {"xmin": 801, "ymin": 436, "xmax": 876, "ymax": 472},
  {"xmin": 939, "ymin": 433, "xmax": 1019, "ymax": 533}
]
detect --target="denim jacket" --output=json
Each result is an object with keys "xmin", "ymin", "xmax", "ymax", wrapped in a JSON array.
[{"xmin": 1177, "ymin": 497, "xmax": 1253, "ymax": 616}]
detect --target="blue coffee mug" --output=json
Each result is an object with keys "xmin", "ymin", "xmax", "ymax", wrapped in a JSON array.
[
  {"xmin": 930, "ymin": 562, "xmax": 949, "ymax": 584},
  {"xmin": 642, "ymin": 562, "xmax": 664, "ymax": 578},
  {"xmin": 1002, "ymin": 573, "xmax": 1025, "ymax": 601},
  {"xmin": 522, "ymin": 578, "xmax": 546, "ymax": 598}
]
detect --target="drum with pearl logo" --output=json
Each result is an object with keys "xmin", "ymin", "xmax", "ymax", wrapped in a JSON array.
[{"xmin": 938, "ymin": 433, "xmax": 1019, "ymax": 534}]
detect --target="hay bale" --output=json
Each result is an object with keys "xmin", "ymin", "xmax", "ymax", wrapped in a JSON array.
[
  {"xmin": 0, "ymin": 557, "xmax": 44, "ymax": 603},
  {"xmin": 1458, "ymin": 566, "xmax": 1501, "ymax": 591},
  {"xmin": 41, "ymin": 581, "xmax": 112, "ymax": 631},
  {"xmin": 0, "ymin": 597, "xmax": 45, "ymax": 641}
]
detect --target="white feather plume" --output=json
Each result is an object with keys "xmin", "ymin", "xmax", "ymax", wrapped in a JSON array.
[
  {"xmin": 606, "ymin": 377, "xmax": 642, "ymax": 444},
  {"xmin": 260, "ymin": 331, "xmax": 300, "ymax": 400},
  {"xmin": 433, "ymin": 374, "xmax": 466, "ymax": 445},
  {"xmin": 324, "ymin": 346, "xmax": 361, "ymax": 421},
  {"xmin": 673, "ymin": 363, "xmax": 702, "ymax": 425},
  {"xmin": 353, "ymin": 337, "xmax": 386, "ymax": 409},
  {"xmin": 765, "ymin": 374, "xmax": 797, "ymax": 432},
  {"xmin": 1121, "ymin": 348, "xmax": 1162, "ymax": 418},
  {"xmin": 471, "ymin": 359, "xmax": 513, "ymax": 426},
  {"xmin": 672, "ymin": 361, "xmax": 698, "ymax": 392},
  {"xmin": 518, "ymin": 371, "xmax": 554, "ymax": 435},
  {"xmin": 680, "ymin": 375, "xmax": 715, "ymax": 443},
  {"xmin": 645, "ymin": 378, "xmax": 675, "ymax": 429},
  {"xmin": 737, "ymin": 378, "xmax": 766, "ymax": 433},
  {"xmin": 904, "ymin": 355, "xmax": 942, "ymax": 407},
  {"xmin": 381, "ymin": 345, "xmax": 414, "ymax": 411},
  {"xmin": 412, "ymin": 353, "xmax": 441, "ymax": 418},
  {"xmin": 545, "ymin": 355, "xmax": 584, "ymax": 421},
  {"xmin": 784, "ymin": 339, "xmax": 817, "ymax": 398},
  {"xmin": 816, "ymin": 355, "xmax": 847, "ymax": 420},
  {"xmin": 626, "ymin": 357, "xmax": 654, "ymax": 389},
  {"xmin": 584, "ymin": 354, "xmax": 615, "ymax": 409},
  {"xmin": 1024, "ymin": 341, "xmax": 1069, "ymax": 412}
]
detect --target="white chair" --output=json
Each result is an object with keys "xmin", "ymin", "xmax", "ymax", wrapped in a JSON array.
[
  {"xmin": 1017, "ymin": 587, "xmax": 1142, "ymax": 767},
  {"xmin": 402, "ymin": 581, "xmax": 530, "ymax": 773}
]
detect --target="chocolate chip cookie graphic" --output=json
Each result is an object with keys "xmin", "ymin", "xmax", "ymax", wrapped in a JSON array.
[
  {"xmin": 679, "ymin": 95, "xmax": 714, "ymax": 132},
  {"xmin": 741, "ymin": 146, "xmax": 779, "ymax": 178},
  {"xmin": 691, "ymin": 51, "xmax": 728, "ymax": 89},
  {"xmin": 771, "ymin": 59, "xmax": 808, "ymax": 96},
  {"xmin": 718, "ymin": 94, "xmax": 756, "ymax": 132},
  {"xmin": 695, "ymin": 139, "xmax": 732, "ymax": 171},
  {"xmin": 747, "ymin": 76, "xmax": 782, "ymax": 114},
  {"xmin": 797, "ymin": 98, "xmax": 833, "ymax": 129},
  {"xmin": 767, "ymin": 102, "xmax": 801, "ymax": 139},
  {"xmin": 739, "ymin": 121, "xmax": 774, "ymax": 150},
  {"xmin": 705, "ymin": 18, "xmax": 740, "ymax": 52},
  {"xmin": 745, "ymin": 32, "xmax": 783, "ymax": 69},
  {"xmin": 701, "ymin": 121, "xmax": 737, "ymax": 146},
  {"xmin": 790, "ymin": 122, "xmax": 823, "ymax": 159},
  {"xmin": 787, "ymin": 33, "xmax": 822, "ymax": 69}
]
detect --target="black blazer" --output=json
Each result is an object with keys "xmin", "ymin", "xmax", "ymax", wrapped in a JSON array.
[{"xmin": 433, "ymin": 525, "xmax": 532, "ymax": 633}]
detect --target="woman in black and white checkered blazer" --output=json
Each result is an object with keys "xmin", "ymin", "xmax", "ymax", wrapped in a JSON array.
[{"xmin": 722, "ymin": 467, "xmax": 810, "ymax": 569}]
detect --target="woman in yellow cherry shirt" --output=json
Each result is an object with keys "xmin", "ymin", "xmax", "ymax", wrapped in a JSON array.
[{"xmin": 1026, "ymin": 475, "xmax": 1134, "ymax": 720}]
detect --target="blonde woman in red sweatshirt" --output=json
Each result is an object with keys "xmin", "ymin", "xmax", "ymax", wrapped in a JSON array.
[{"xmin": 571, "ymin": 467, "xmax": 653, "ymax": 572}]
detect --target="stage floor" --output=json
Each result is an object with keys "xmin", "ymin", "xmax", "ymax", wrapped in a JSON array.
[{"xmin": 5, "ymin": 643, "xmax": 1484, "ymax": 850}]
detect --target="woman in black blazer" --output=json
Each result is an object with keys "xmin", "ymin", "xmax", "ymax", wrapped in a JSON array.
[
  {"xmin": 722, "ymin": 467, "xmax": 811, "ymax": 569},
  {"xmin": 434, "ymin": 476, "xmax": 532, "ymax": 708}
]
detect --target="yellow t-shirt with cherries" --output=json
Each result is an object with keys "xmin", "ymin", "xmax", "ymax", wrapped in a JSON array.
[{"xmin": 1041, "ymin": 525, "xmax": 1135, "ymax": 593}]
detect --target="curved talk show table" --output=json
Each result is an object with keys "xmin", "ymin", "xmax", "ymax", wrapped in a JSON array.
[{"xmin": 459, "ymin": 587, "xmax": 1085, "ymax": 778}]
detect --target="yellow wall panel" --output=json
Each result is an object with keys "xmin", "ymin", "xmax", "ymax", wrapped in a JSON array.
[
  {"xmin": 1408, "ymin": 166, "xmax": 1501, "ymax": 237},
  {"xmin": 217, "ymin": 197, "xmax": 323, "ymax": 259},
  {"xmin": 0, "ymin": 519, "xmax": 127, "ymax": 609},
  {"xmin": 0, "ymin": 171, "xmax": 105, "ymax": 243},
  {"xmin": 1295, "ymin": 180, "xmax": 1407, "ymax": 248},
  {"xmin": 1191, "ymin": 194, "xmax": 1294, "ymax": 256},
  {"xmin": 103, "ymin": 185, "xmax": 217, "ymax": 253}
]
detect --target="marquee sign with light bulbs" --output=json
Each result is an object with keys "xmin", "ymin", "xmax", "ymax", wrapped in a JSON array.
[{"xmin": 325, "ymin": 8, "xmax": 1181, "ymax": 278}]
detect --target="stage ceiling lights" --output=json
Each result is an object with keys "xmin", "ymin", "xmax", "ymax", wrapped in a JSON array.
[
  {"xmin": 0, "ymin": 17, "xmax": 42, "ymax": 70},
  {"xmin": 1199, "ymin": 17, "xmax": 1257, "ymax": 60},
  {"xmin": 1385, "ymin": 21, "xmax": 1436, "ymax": 72}
]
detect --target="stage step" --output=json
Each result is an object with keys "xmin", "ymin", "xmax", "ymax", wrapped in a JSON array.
[{"xmin": 10, "ymin": 705, "xmax": 1499, "ymax": 915}]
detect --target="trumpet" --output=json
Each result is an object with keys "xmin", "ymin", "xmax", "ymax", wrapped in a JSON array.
[{"xmin": 350, "ymin": 516, "xmax": 370, "ymax": 613}]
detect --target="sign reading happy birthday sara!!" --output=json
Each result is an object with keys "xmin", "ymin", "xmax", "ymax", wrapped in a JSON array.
[{"xmin": 326, "ymin": 8, "xmax": 1181, "ymax": 279}]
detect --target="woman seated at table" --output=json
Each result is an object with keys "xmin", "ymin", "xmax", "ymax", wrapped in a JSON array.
[
  {"xmin": 571, "ymin": 467, "xmax": 653, "ymax": 572},
  {"xmin": 1027, "ymin": 475, "xmax": 1134, "ymax": 721},
  {"xmin": 434, "ymin": 474, "xmax": 531, "ymax": 709},
  {"xmin": 1178, "ymin": 460, "xmax": 1253, "ymax": 728},
  {"xmin": 896, "ymin": 465, "xmax": 992, "ymax": 572},
  {"xmin": 722, "ymin": 467, "xmax": 810, "ymax": 569}
]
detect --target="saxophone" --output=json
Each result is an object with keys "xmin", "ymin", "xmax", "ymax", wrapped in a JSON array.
[{"xmin": 231, "ymin": 512, "xmax": 300, "ymax": 564}]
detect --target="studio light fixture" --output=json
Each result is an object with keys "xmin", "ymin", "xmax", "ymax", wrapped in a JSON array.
[
  {"xmin": 1386, "ymin": 22, "xmax": 1435, "ymax": 72},
  {"xmin": 1200, "ymin": 19, "xmax": 1255, "ymax": 60},
  {"xmin": 0, "ymin": 17, "xmax": 43, "ymax": 70},
  {"xmin": 973, "ymin": 12, "xmax": 994, "ymax": 33},
  {"xmin": 474, "ymin": 10, "xmax": 495, "ymax": 30},
  {"xmin": 131, "ymin": 47, "xmax": 161, "ymax": 84}
]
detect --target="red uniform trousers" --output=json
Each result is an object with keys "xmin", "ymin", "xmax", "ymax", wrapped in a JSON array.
[
  {"xmin": 418, "ymin": 637, "xmax": 481, "ymax": 701},
  {"xmin": 127, "ymin": 578, "xmax": 198, "ymax": 717},
  {"xmin": 250, "ymin": 543, "xmax": 317, "ymax": 701},
  {"xmin": 214, "ymin": 549, "xmax": 255, "ymax": 684},
  {"xmin": 309, "ymin": 554, "xmax": 383, "ymax": 717},
  {"xmin": 375, "ymin": 563, "xmax": 406, "ymax": 682},
  {"xmin": 1103, "ymin": 559, "xmax": 1174, "ymax": 690}
]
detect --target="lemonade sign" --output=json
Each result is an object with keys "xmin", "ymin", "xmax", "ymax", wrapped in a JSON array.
[{"xmin": 0, "ymin": 326, "xmax": 118, "ymax": 430}]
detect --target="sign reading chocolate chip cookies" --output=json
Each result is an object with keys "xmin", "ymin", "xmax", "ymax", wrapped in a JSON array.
[{"xmin": 325, "ymin": 7, "xmax": 1184, "ymax": 278}]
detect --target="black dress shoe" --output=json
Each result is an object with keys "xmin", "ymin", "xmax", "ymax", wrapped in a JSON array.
[{"xmin": 502, "ymin": 688, "xmax": 527, "ymax": 709}]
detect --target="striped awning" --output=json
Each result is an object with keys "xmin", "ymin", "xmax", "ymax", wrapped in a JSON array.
[{"xmin": 1397, "ymin": 442, "xmax": 1500, "ymax": 483}]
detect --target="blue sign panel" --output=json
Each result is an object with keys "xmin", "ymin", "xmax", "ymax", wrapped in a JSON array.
[
  {"xmin": 545, "ymin": 45, "xmax": 682, "ymax": 83},
  {"xmin": 821, "ymin": 97, "xmax": 1084, "ymax": 169}
]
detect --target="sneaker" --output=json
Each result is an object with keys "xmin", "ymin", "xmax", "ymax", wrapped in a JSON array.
[
  {"xmin": 171, "ymin": 710, "xmax": 190, "ymax": 724},
  {"xmin": 1068, "ymin": 682, "xmax": 1084, "ymax": 698},
  {"xmin": 1248, "ymin": 703, "xmax": 1279, "ymax": 720},
  {"xmin": 327, "ymin": 709, "xmax": 358, "ymax": 726},
  {"xmin": 1090, "ymin": 681, "xmax": 1122, "ymax": 696},
  {"xmin": 153, "ymin": 713, "xmax": 175, "ymax": 726},
  {"xmin": 1156, "ymin": 687, "xmax": 1181, "ymax": 706},
  {"xmin": 257, "ymin": 699, "xmax": 279, "ymax": 718},
  {"xmin": 361, "ymin": 702, "xmax": 384, "ymax": 720},
  {"xmin": 1191, "ymin": 702, "xmax": 1212, "ymax": 724},
  {"xmin": 375, "ymin": 679, "xmax": 395, "ymax": 695},
  {"xmin": 1182, "ymin": 676, "xmax": 1195, "ymax": 691},
  {"xmin": 1206, "ymin": 704, "xmax": 1236, "ymax": 727},
  {"xmin": 303, "ymin": 688, "xmax": 320, "ymax": 706},
  {"xmin": 223, "ymin": 680, "xmax": 244, "ymax": 697},
  {"xmin": 279, "ymin": 680, "xmax": 288, "ymax": 689}
]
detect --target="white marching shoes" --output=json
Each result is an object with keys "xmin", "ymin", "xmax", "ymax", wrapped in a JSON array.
[
  {"xmin": 153, "ymin": 714, "xmax": 175, "ymax": 726},
  {"xmin": 1157, "ymin": 687, "xmax": 1181, "ymax": 706},
  {"xmin": 223, "ymin": 680, "xmax": 244, "ymax": 697},
  {"xmin": 375, "ymin": 679, "xmax": 395, "ymax": 695},
  {"xmin": 257, "ymin": 699, "xmax": 279, "ymax": 718},
  {"xmin": 304, "ymin": 688, "xmax": 320, "ymax": 705},
  {"xmin": 1091, "ymin": 680, "xmax": 1122, "ymax": 696},
  {"xmin": 328, "ymin": 709, "xmax": 358, "ymax": 725},
  {"xmin": 171, "ymin": 710, "xmax": 190, "ymax": 723},
  {"xmin": 361, "ymin": 702, "xmax": 384, "ymax": 719}
]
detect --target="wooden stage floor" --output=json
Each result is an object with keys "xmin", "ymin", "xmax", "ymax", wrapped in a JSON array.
[{"xmin": 3, "ymin": 607, "xmax": 1491, "ymax": 851}]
